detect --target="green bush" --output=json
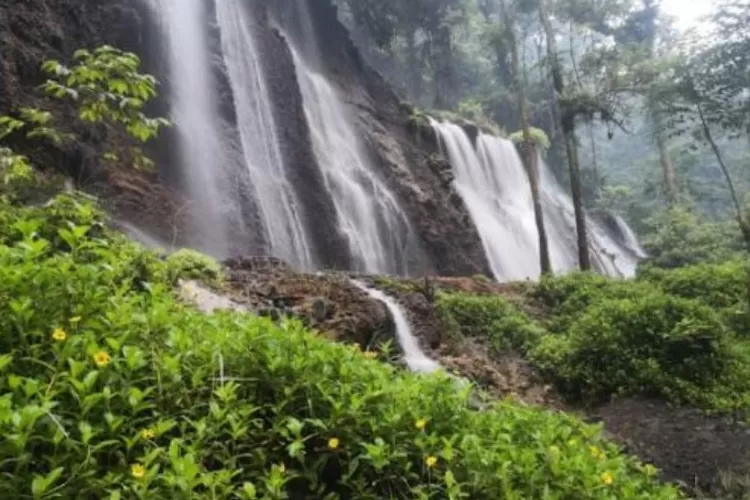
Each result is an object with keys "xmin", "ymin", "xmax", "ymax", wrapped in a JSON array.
[
  {"xmin": 641, "ymin": 206, "xmax": 744, "ymax": 269},
  {"xmin": 436, "ymin": 293, "xmax": 546, "ymax": 353},
  {"xmin": 532, "ymin": 291, "xmax": 730, "ymax": 404},
  {"xmin": 165, "ymin": 248, "xmax": 224, "ymax": 286},
  {"xmin": 535, "ymin": 272, "xmax": 654, "ymax": 332},
  {"xmin": 0, "ymin": 195, "xmax": 681, "ymax": 499},
  {"xmin": 639, "ymin": 260, "xmax": 748, "ymax": 310}
]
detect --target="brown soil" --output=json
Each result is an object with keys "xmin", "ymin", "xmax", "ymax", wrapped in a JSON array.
[{"xmin": 590, "ymin": 398, "xmax": 750, "ymax": 497}]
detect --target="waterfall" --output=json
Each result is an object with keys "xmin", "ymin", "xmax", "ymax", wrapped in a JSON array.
[
  {"xmin": 289, "ymin": 48, "xmax": 415, "ymax": 275},
  {"xmin": 431, "ymin": 119, "xmax": 540, "ymax": 280},
  {"xmin": 538, "ymin": 158, "xmax": 641, "ymax": 277},
  {"xmin": 352, "ymin": 280, "xmax": 441, "ymax": 373},
  {"xmin": 215, "ymin": 1, "xmax": 315, "ymax": 270},
  {"xmin": 112, "ymin": 219, "xmax": 170, "ymax": 251},
  {"xmin": 145, "ymin": 0, "xmax": 316, "ymax": 268},
  {"xmin": 612, "ymin": 214, "xmax": 648, "ymax": 258},
  {"xmin": 145, "ymin": 0, "xmax": 231, "ymax": 257},
  {"xmin": 432, "ymin": 119, "xmax": 642, "ymax": 280}
]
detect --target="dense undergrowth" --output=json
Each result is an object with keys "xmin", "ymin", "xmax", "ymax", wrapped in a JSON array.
[
  {"xmin": 0, "ymin": 195, "xmax": 681, "ymax": 498},
  {"xmin": 437, "ymin": 262, "xmax": 750, "ymax": 414}
]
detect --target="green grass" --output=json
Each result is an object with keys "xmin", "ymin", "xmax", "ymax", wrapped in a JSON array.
[{"xmin": 0, "ymin": 194, "xmax": 682, "ymax": 498}]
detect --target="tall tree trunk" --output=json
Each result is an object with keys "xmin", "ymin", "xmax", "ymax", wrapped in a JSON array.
[
  {"xmin": 698, "ymin": 103, "xmax": 750, "ymax": 248},
  {"xmin": 654, "ymin": 113, "xmax": 678, "ymax": 202},
  {"xmin": 589, "ymin": 124, "xmax": 600, "ymax": 193},
  {"xmin": 501, "ymin": 0, "xmax": 552, "ymax": 275},
  {"xmin": 406, "ymin": 30, "xmax": 422, "ymax": 99},
  {"xmin": 539, "ymin": 0, "xmax": 591, "ymax": 270},
  {"xmin": 698, "ymin": 102, "xmax": 750, "ymax": 310}
]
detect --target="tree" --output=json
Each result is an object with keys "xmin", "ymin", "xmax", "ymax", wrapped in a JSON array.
[
  {"xmin": 662, "ymin": 0, "xmax": 750, "ymax": 304},
  {"xmin": 338, "ymin": 0, "xmax": 469, "ymax": 108},
  {"xmin": 499, "ymin": 0, "xmax": 553, "ymax": 274},
  {"xmin": 538, "ymin": 0, "xmax": 592, "ymax": 270}
]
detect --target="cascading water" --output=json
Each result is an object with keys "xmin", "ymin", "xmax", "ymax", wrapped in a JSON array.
[
  {"xmin": 538, "ymin": 158, "xmax": 641, "ymax": 277},
  {"xmin": 113, "ymin": 220, "xmax": 170, "ymax": 251},
  {"xmin": 215, "ymin": 1, "xmax": 315, "ymax": 270},
  {"xmin": 145, "ymin": 0, "xmax": 231, "ymax": 257},
  {"xmin": 432, "ymin": 118, "xmax": 642, "ymax": 280},
  {"xmin": 289, "ymin": 48, "xmax": 416, "ymax": 275},
  {"xmin": 430, "ymin": 119, "xmax": 540, "ymax": 280},
  {"xmin": 352, "ymin": 280, "xmax": 441, "ymax": 374},
  {"xmin": 145, "ymin": 0, "xmax": 316, "ymax": 268},
  {"xmin": 612, "ymin": 214, "xmax": 648, "ymax": 258}
]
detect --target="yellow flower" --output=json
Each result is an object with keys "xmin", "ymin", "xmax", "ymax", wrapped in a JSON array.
[
  {"xmin": 51, "ymin": 328, "xmax": 67, "ymax": 342},
  {"xmin": 328, "ymin": 437, "xmax": 340, "ymax": 450},
  {"xmin": 363, "ymin": 351, "xmax": 378, "ymax": 359},
  {"xmin": 589, "ymin": 445, "xmax": 607, "ymax": 461},
  {"xmin": 140, "ymin": 428, "xmax": 155, "ymax": 440},
  {"xmin": 93, "ymin": 351, "xmax": 111, "ymax": 367},
  {"xmin": 425, "ymin": 456, "xmax": 438, "ymax": 468},
  {"xmin": 131, "ymin": 463, "xmax": 146, "ymax": 479},
  {"xmin": 601, "ymin": 471, "xmax": 614, "ymax": 486},
  {"xmin": 70, "ymin": 316, "xmax": 82, "ymax": 324},
  {"xmin": 415, "ymin": 418, "xmax": 427, "ymax": 430}
]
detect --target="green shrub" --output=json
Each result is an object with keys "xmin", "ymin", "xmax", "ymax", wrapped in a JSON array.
[
  {"xmin": 437, "ymin": 293, "xmax": 546, "ymax": 353},
  {"xmin": 165, "ymin": 248, "xmax": 224, "ymax": 286},
  {"xmin": 535, "ymin": 272, "xmax": 654, "ymax": 333},
  {"xmin": 641, "ymin": 206, "xmax": 744, "ymax": 269},
  {"xmin": 639, "ymin": 260, "xmax": 748, "ymax": 310},
  {"xmin": 532, "ymin": 291, "xmax": 730, "ymax": 404},
  {"xmin": 0, "ymin": 196, "xmax": 681, "ymax": 498}
]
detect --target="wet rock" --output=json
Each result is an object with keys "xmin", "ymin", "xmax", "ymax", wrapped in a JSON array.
[{"xmin": 311, "ymin": 297, "xmax": 335, "ymax": 322}]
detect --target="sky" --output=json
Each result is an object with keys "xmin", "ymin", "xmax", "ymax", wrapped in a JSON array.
[{"xmin": 661, "ymin": 0, "xmax": 714, "ymax": 31}]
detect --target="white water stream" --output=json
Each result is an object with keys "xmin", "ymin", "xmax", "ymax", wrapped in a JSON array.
[
  {"xmin": 216, "ymin": 1, "xmax": 315, "ymax": 269},
  {"xmin": 352, "ymin": 280, "xmax": 441, "ymax": 373},
  {"xmin": 145, "ymin": 0, "xmax": 230, "ymax": 256},
  {"xmin": 146, "ymin": 0, "xmax": 316, "ymax": 267},
  {"xmin": 291, "ymin": 50, "xmax": 415, "ymax": 274}
]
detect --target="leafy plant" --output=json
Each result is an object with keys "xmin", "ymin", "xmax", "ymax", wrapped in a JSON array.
[
  {"xmin": 1, "ymin": 45, "xmax": 169, "ymax": 173},
  {"xmin": 532, "ymin": 290, "xmax": 730, "ymax": 404},
  {"xmin": 639, "ymin": 259, "xmax": 747, "ymax": 310},
  {"xmin": 509, "ymin": 126, "xmax": 551, "ymax": 151},
  {"xmin": 0, "ymin": 194, "xmax": 681, "ymax": 499},
  {"xmin": 437, "ymin": 292, "xmax": 546, "ymax": 353},
  {"xmin": 165, "ymin": 248, "xmax": 225, "ymax": 286}
]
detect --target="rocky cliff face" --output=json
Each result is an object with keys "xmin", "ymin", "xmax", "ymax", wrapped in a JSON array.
[
  {"xmin": 266, "ymin": 0, "xmax": 490, "ymax": 276},
  {"xmin": 0, "ymin": 0, "xmax": 490, "ymax": 277},
  {"xmin": 0, "ymin": 0, "xmax": 185, "ymax": 239}
]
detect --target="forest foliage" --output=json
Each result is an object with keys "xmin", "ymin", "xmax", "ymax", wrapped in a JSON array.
[
  {"xmin": 2, "ymin": 0, "xmax": 750, "ymax": 496},
  {"xmin": 336, "ymin": 0, "xmax": 750, "ymax": 263},
  {"xmin": 0, "ymin": 193, "xmax": 684, "ymax": 498}
]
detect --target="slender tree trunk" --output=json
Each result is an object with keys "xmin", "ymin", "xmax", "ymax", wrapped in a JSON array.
[
  {"xmin": 653, "ymin": 111, "xmax": 678, "ymax": 203},
  {"xmin": 539, "ymin": 0, "xmax": 591, "ymax": 270},
  {"xmin": 698, "ymin": 103, "xmax": 749, "ymax": 247},
  {"xmin": 501, "ymin": 0, "xmax": 552, "ymax": 275},
  {"xmin": 589, "ymin": 124, "xmax": 600, "ymax": 192},
  {"xmin": 572, "ymin": 27, "xmax": 600, "ymax": 196},
  {"xmin": 406, "ymin": 30, "xmax": 422, "ymax": 99},
  {"xmin": 698, "ymin": 102, "xmax": 750, "ymax": 309}
]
